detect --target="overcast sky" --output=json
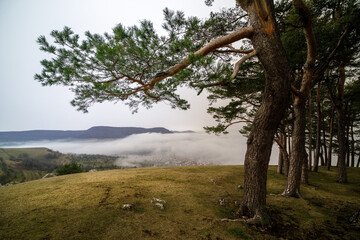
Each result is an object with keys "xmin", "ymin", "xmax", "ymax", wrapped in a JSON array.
[{"xmin": 0, "ymin": 0, "xmax": 237, "ymax": 132}]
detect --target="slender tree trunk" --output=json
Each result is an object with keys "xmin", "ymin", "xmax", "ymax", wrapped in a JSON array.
[
  {"xmin": 282, "ymin": 0, "xmax": 316, "ymax": 197},
  {"xmin": 320, "ymin": 145, "xmax": 325, "ymax": 166},
  {"xmin": 337, "ymin": 107, "xmax": 348, "ymax": 182},
  {"xmin": 276, "ymin": 129, "xmax": 289, "ymax": 175},
  {"xmin": 283, "ymin": 98, "xmax": 307, "ymax": 197},
  {"xmin": 350, "ymin": 117, "xmax": 355, "ymax": 167},
  {"xmin": 237, "ymin": 0, "xmax": 291, "ymax": 225},
  {"xmin": 336, "ymin": 62, "xmax": 347, "ymax": 183},
  {"xmin": 322, "ymin": 117, "xmax": 328, "ymax": 166},
  {"xmin": 282, "ymin": 130, "xmax": 289, "ymax": 176},
  {"xmin": 345, "ymin": 103, "xmax": 350, "ymax": 167},
  {"xmin": 308, "ymin": 90, "xmax": 313, "ymax": 171},
  {"xmin": 285, "ymin": 123, "xmax": 291, "ymax": 176},
  {"xmin": 302, "ymin": 151, "xmax": 309, "ymax": 184},
  {"xmin": 327, "ymin": 108, "xmax": 335, "ymax": 170},
  {"xmin": 277, "ymin": 143, "xmax": 284, "ymax": 174},
  {"xmin": 357, "ymin": 154, "xmax": 360, "ymax": 168},
  {"xmin": 313, "ymin": 82, "xmax": 321, "ymax": 171}
]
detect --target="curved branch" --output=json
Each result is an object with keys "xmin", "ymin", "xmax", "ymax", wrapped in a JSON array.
[
  {"xmin": 293, "ymin": 0, "xmax": 316, "ymax": 94},
  {"xmin": 215, "ymin": 45, "xmax": 254, "ymax": 54},
  {"xmin": 147, "ymin": 26, "xmax": 254, "ymax": 88},
  {"xmin": 231, "ymin": 50, "xmax": 257, "ymax": 79}
]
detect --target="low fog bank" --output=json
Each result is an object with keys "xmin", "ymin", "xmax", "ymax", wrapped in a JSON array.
[{"xmin": 3, "ymin": 132, "xmax": 280, "ymax": 167}]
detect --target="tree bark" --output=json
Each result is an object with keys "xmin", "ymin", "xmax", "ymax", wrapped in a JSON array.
[
  {"xmin": 336, "ymin": 62, "xmax": 347, "ymax": 183},
  {"xmin": 350, "ymin": 116, "xmax": 355, "ymax": 167},
  {"xmin": 282, "ymin": 0, "xmax": 316, "ymax": 197},
  {"xmin": 313, "ymin": 82, "xmax": 322, "ymax": 171},
  {"xmin": 284, "ymin": 99, "xmax": 307, "ymax": 196},
  {"xmin": 320, "ymin": 145, "xmax": 325, "ymax": 166},
  {"xmin": 285, "ymin": 122, "xmax": 291, "ymax": 176},
  {"xmin": 308, "ymin": 90, "xmax": 313, "ymax": 171},
  {"xmin": 237, "ymin": 0, "xmax": 291, "ymax": 225},
  {"xmin": 322, "ymin": 106, "xmax": 328, "ymax": 166},
  {"xmin": 345, "ymin": 102, "xmax": 350, "ymax": 167},
  {"xmin": 275, "ymin": 127, "xmax": 289, "ymax": 175},
  {"xmin": 282, "ymin": 133, "xmax": 289, "ymax": 176},
  {"xmin": 277, "ymin": 147, "xmax": 283, "ymax": 174},
  {"xmin": 301, "ymin": 150, "xmax": 309, "ymax": 184},
  {"xmin": 327, "ymin": 107, "xmax": 335, "ymax": 170}
]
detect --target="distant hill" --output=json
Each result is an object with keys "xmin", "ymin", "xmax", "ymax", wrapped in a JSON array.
[
  {"xmin": 0, "ymin": 126, "xmax": 172, "ymax": 143},
  {"xmin": 0, "ymin": 147, "xmax": 119, "ymax": 184}
]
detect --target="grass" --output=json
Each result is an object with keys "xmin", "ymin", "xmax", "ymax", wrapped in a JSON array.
[
  {"xmin": 0, "ymin": 148, "xmax": 119, "ymax": 184},
  {"xmin": 0, "ymin": 165, "xmax": 359, "ymax": 239}
]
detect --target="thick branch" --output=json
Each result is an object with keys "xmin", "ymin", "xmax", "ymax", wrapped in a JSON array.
[
  {"xmin": 231, "ymin": 50, "xmax": 257, "ymax": 79},
  {"xmin": 293, "ymin": 0, "xmax": 316, "ymax": 94},
  {"xmin": 147, "ymin": 27, "xmax": 254, "ymax": 88}
]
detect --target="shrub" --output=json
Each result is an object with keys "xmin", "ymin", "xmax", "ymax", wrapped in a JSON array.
[{"xmin": 56, "ymin": 163, "xmax": 83, "ymax": 175}]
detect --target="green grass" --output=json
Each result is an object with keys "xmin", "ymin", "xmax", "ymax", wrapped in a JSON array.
[
  {"xmin": 0, "ymin": 166, "xmax": 359, "ymax": 239},
  {"xmin": 0, "ymin": 148, "xmax": 119, "ymax": 184}
]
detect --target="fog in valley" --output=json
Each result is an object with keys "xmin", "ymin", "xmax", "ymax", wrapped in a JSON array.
[{"xmin": 3, "ymin": 132, "xmax": 280, "ymax": 167}]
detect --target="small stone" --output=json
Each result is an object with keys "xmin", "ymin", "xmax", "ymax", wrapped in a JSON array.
[
  {"xmin": 122, "ymin": 204, "xmax": 133, "ymax": 210},
  {"xmin": 151, "ymin": 197, "xmax": 166, "ymax": 203},
  {"xmin": 42, "ymin": 173, "xmax": 57, "ymax": 179},
  {"xmin": 237, "ymin": 185, "xmax": 243, "ymax": 190},
  {"xmin": 155, "ymin": 203, "xmax": 164, "ymax": 210}
]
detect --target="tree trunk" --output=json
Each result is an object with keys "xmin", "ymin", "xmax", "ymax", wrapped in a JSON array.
[
  {"xmin": 313, "ymin": 82, "xmax": 321, "ymax": 172},
  {"xmin": 277, "ymin": 147, "xmax": 283, "ymax": 174},
  {"xmin": 282, "ymin": 0, "xmax": 316, "ymax": 197},
  {"xmin": 336, "ymin": 62, "xmax": 347, "ymax": 183},
  {"xmin": 301, "ymin": 151, "xmax": 309, "ymax": 184},
  {"xmin": 285, "ymin": 123, "xmax": 291, "ymax": 176},
  {"xmin": 345, "ymin": 102, "xmax": 350, "ymax": 167},
  {"xmin": 327, "ymin": 107, "xmax": 335, "ymax": 170},
  {"xmin": 308, "ymin": 90, "xmax": 313, "ymax": 171},
  {"xmin": 337, "ymin": 107, "xmax": 348, "ymax": 182},
  {"xmin": 320, "ymin": 145, "xmax": 325, "ymax": 166},
  {"xmin": 350, "ymin": 117, "xmax": 355, "ymax": 167},
  {"xmin": 237, "ymin": 0, "xmax": 291, "ymax": 225},
  {"xmin": 283, "ymin": 98, "xmax": 307, "ymax": 197},
  {"xmin": 322, "ymin": 120, "xmax": 328, "ymax": 166},
  {"xmin": 357, "ymin": 154, "xmax": 360, "ymax": 168},
  {"xmin": 275, "ymin": 129, "xmax": 289, "ymax": 175},
  {"xmin": 282, "ymin": 130, "xmax": 289, "ymax": 176}
]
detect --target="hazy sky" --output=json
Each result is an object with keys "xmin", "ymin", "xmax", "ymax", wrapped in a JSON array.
[{"xmin": 0, "ymin": 0, "xmax": 237, "ymax": 132}]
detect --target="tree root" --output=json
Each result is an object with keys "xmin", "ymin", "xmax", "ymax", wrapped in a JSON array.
[
  {"xmin": 218, "ymin": 218, "xmax": 245, "ymax": 222},
  {"xmin": 281, "ymin": 189, "xmax": 303, "ymax": 199}
]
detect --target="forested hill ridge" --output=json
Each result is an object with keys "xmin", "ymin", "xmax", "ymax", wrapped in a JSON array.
[{"xmin": 0, "ymin": 126, "xmax": 173, "ymax": 142}]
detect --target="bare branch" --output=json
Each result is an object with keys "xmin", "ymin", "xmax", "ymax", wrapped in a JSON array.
[{"xmin": 231, "ymin": 50, "xmax": 257, "ymax": 79}]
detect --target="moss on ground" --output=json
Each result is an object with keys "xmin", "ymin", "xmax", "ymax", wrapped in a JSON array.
[{"xmin": 0, "ymin": 166, "xmax": 359, "ymax": 239}]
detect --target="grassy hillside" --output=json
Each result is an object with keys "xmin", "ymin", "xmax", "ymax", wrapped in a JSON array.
[
  {"xmin": 0, "ymin": 148, "xmax": 119, "ymax": 184},
  {"xmin": 0, "ymin": 166, "xmax": 359, "ymax": 239}
]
